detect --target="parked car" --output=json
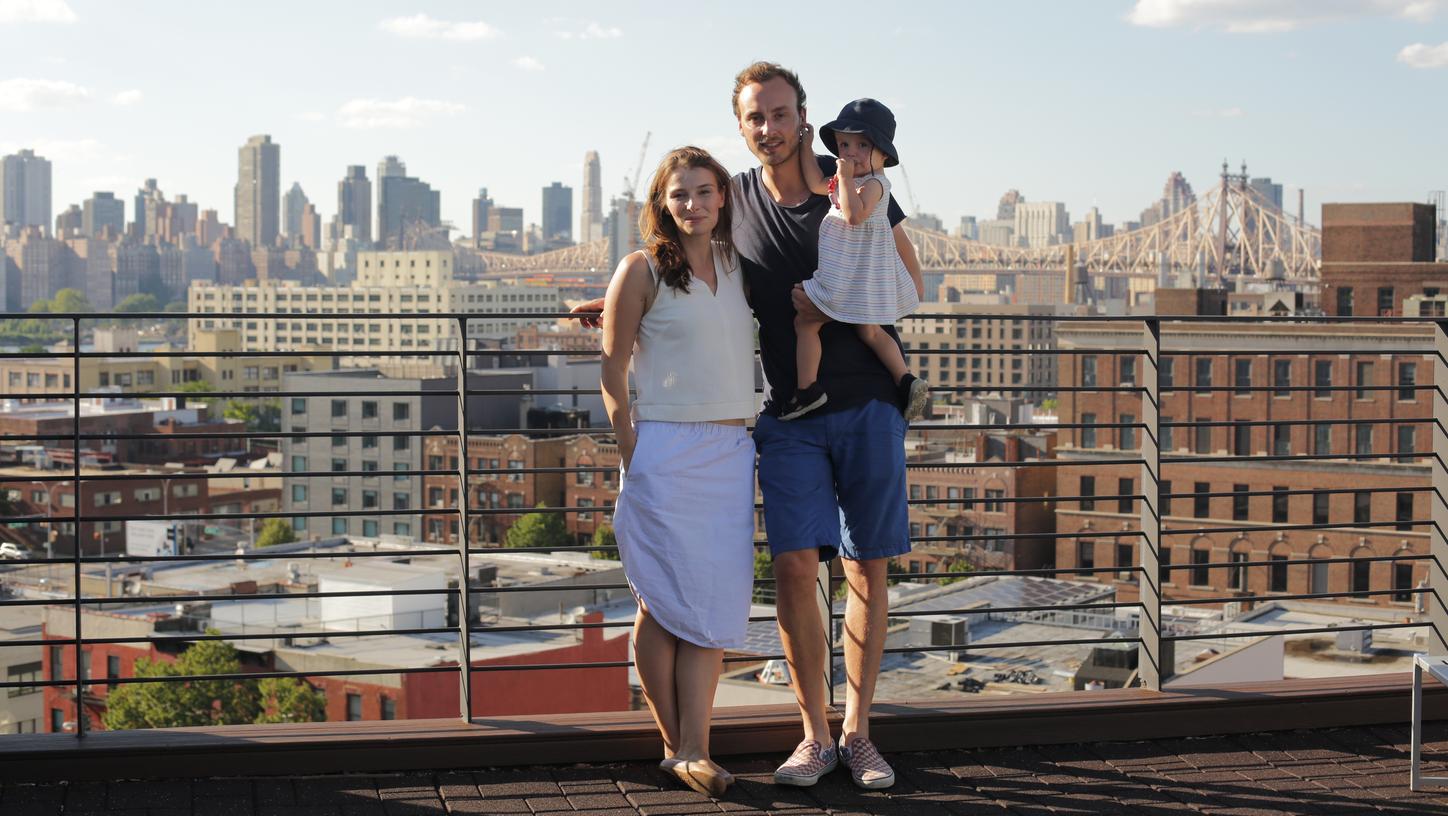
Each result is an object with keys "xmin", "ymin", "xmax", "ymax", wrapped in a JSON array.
[{"xmin": 0, "ymin": 542, "xmax": 26, "ymax": 560}]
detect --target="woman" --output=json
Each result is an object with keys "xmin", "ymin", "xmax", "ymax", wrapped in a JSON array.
[{"xmin": 601, "ymin": 146, "xmax": 757, "ymax": 797}]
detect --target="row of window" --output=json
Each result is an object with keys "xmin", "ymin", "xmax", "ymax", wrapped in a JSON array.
[
  {"xmin": 1335, "ymin": 285, "xmax": 1434, "ymax": 317},
  {"xmin": 908, "ymin": 485, "xmax": 1006, "ymax": 512},
  {"xmin": 300, "ymin": 517, "xmax": 412, "ymax": 538},
  {"xmin": 6, "ymin": 371, "xmax": 72, "ymax": 388},
  {"xmin": 1078, "ymin": 413, "xmax": 1419, "ymax": 459},
  {"xmin": 292, "ymin": 399, "xmax": 413, "ymax": 421},
  {"xmin": 1077, "ymin": 475, "xmax": 1419, "ymax": 528},
  {"xmin": 289, "ymin": 457, "xmax": 414, "ymax": 478},
  {"xmin": 1080, "ymin": 355, "xmax": 1421, "ymax": 399}
]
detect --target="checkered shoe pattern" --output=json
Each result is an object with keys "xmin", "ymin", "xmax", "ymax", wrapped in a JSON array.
[
  {"xmin": 772, "ymin": 739, "xmax": 838, "ymax": 786},
  {"xmin": 839, "ymin": 734, "xmax": 896, "ymax": 789}
]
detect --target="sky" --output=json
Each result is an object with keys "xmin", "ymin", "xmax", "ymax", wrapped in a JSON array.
[{"xmin": 1, "ymin": 0, "xmax": 1445, "ymax": 236}]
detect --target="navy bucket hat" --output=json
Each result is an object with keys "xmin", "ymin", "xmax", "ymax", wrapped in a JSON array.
[{"xmin": 820, "ymin": 98, "xmax": 899, "ymax": 168}]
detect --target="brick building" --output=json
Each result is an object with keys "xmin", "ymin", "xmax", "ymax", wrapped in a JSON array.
[
  {"xmin": 1321, "ymin": 202, "xmax": 1446, "ymax": 317},
  {"xmin": 898, "ymin": 301, "xmax": 1059, "ymax": 406}
]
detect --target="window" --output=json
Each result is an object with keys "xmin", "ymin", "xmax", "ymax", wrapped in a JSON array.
[
  {"xmin": 1194, "ymin": 358, "xmax": 1212, "ymax": 393},
  {"xmin": 1272, "ymin": 487, "xmax": 1289, "ymax": 523},
  {"xmin": 393, "ymin": 435, "xmax": 410, "ymax": 452},
  {"xmin": 1190, "ymin": 548, "xmax": 1211, "ymax": 586},
  {"xmin": 1233, "ymin": 423, "xmax": 1251, "ymax": 456},
  {"xmin": 1194, "ymin": 421, "xmax": 1212, "ymax": 455},
  {"xmin": 362, "ymin": 490, "xmax": 378, "ymax": 509},
  {"xmin": 1397, "ymin": 492, "xmax": 1415, "ymax": 531},
  {"xmin": 393, "ymin": 463, "xmax": 408, "ymax": 482},
  {"xmin": 362, "ymin": 435, "xmax": 378, "ymax": 449},
  {"xmin": 1354, "ymin": 424, "xmax": 1373, "ymax": 456},
  {"xmin": 332, "ymin": 488, "xmax": 347, "ymax": 506},
  {"xmin": 1397, "ymin": 424, "xmax": 1416, "ymax": 463},
  {"xmin": 381, "ymin": 697, "xmax": 396, "ymax": 720},
  {"xmin": 1312, "ymin": 493, "xmax": 1330, "ymax": 525},
  {"xmin": 1119, "ymin": 356, "xmax": 1136, "ymax": 386},
  {"xmin": 1377, "ymin": 286, "xmax": 1395, "ymax": 316},
  {"xmin": 332, "ymin": 518, "xmax": 347, "ymax": 535},
  {"xmin": 1118, "ymin": 478, "xmax": 1134, "ymax": 514},
  {"xmin": 1228, "ymin": 550, "xmax": 1249, "ymax": 591},
  {"xmin": 346, "ymin": 693, "xmax": 363, "ymax": 721},
  {"xmin": 1272, "ymin": 359, "xmax": 1291, "ymax": 397},
  {"xmin": 1080, "ymin": 356, "xmax": 1097, "ymax": 387},
  {"xmin": 1269, "ymin": 554, "xmax": 1289, "ymax": 592},
  {"xmin": 1119, "ymin": 414, "xmax": 1136, "ymax": 451},
  {"xmin": 393, "ymin": 402, "xmax": 410, "ymax": 421},
  {"xmin": 291, "ymin": 484, "xmax": 307, "ymax": 503},
  {"xmin": 1161, "ymin": 416, "xmax": 1175, "ymax": 452},
  {"xmin": 1233, "ymin": 359, "xmax": 1252, "ymax": 395},
  {"xmin": 362, "ymin": 520, "xmax": 378, "ymax": 537},
  {"xmin": 7, "ymin": 661, "xmax": 40, "ymax": 698},
  {"xmin": 361, "ymin": 401, "xmax": 378, "ymax": 419},
  {"xmin": 1313, "ymin": 425, "xmax": 1331, "ymax": 456},
  {"xmin": 1160, "ymin": 480, "xmax": 1172, "ymax": 516},
  {"xmin": 1232, "ymin": 485, "xmax": 1249, "ymax": 521},
  {"xmin": 1077, "ymin": 540, "xmax": 1095, "ymax": 570},
  {"xmin": 1354, "ymin": 361, "xmax": 1373, "ymax": 399},
  {"xmin": 1080, "ymin": 413, "xmax": 1096, "ymax": 449},
  {"xmin": 106, "ymin": 655, "xmax": 119, "ymax": 689},
  {"xmin": 1337, "ymin": 286, "xmax": 1354, "ymax": 316},
  {"xmin": 1160, "ymin": 545, "xmax": 1173, "ymax": 582},
  {"xmin": 332, "ymin": 435, "xmax": 347, "ymax": 449},
  {"xmin": 1351, "ymin": 557, "xmax": 1371, "ymax": 594},
  {"xmin": 290, "ymin": 455, "xmax": 306, "ymax": 472},
  {"xmin": 1272, "ymin": 424, "xmax": 1290, "ymax": 456},
  {"xmin": 331, "ymin": 399, "xmax": 347, "ymax": 419},
  {"xmin": 332, "ymin": 458, "xmax": 347, "ymax": 472},
  {"xmin": 1116, "ymin": 542, "xmax": 1134, "ymax": 580},
  {"xmin": 1193, "ymin": 482, "xmax": 1210, "ymax": 518},
  {"xmin": 1352, "ymin": 491, "xmax": 1372, "ymax": 525},
  {"xmin": 1393, "ymin": 563, "xmax": 1415, "ymax": 603},
  {"xmin": 1313, "ymin": 360, "xmax": 1332, "ymax": 398},
  {"xmin": 290, "ymin": 398, "xmax": 306, "ymax": 415},
  {"xmin": 1398, "ymin": 363, "xmax": 1417, "ymax": 401},
  {"xmin": 1160, "ymin": 357, "xmax": 1175, "ymax": 388},
  {"xmin": 393, "ymin": 493, "xmax": 410, "ymax": 510},
  {"xmin": 51, "ymin": 708, "xmax": 64, "ymax": 733},
  {"xmin": 983, "ymin": 489, "xmax": 1005, "ymax": 513},
  {"xmin": 1080, "ymin": 476, "xmax": 1096, "ymax": 511}
]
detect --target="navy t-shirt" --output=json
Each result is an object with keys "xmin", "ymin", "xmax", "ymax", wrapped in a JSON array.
[{"xmin": 731, "ymin": 156, "xmax": 907, "ymax": 416}]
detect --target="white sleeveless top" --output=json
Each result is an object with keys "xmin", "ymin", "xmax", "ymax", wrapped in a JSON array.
[{"xmin": 631, "ymin": 244, "xmax": 757, "ymax": 423}]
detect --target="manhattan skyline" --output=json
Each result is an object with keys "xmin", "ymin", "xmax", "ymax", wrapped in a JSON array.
[{"xmin": 1, "ymin": 0, "xmax": 1445, "ymax": 234}]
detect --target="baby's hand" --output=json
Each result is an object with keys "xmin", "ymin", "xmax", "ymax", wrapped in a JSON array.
[
  {"xmin": 800, "ymin": 123, "xmax": 814, "ymax": 145},
  {"xmin": 836, "ymin": 158, "xmax": 854, "ymax": 179}
]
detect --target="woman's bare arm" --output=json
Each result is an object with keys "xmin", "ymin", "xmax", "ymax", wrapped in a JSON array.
[{"xmin": 600, "ymin": 252, "xmax": 653, "ymax": 468}]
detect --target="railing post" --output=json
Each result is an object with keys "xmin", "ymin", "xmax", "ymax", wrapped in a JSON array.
[
  {"xmin": 72, "ymin": 316, "xmax": 85, "ymax": 738},
  {"xmin": 821, "ymin": 560, "xmax": 835, "ymax": 706},
  {"xmin": 1430, "ymin": 321, "xmax": 1448, "ymax": 654},
  {"xmin": 456, "ymin": 320, "xmax": 475, "ymax": 721},
  {"xmin": 1139, "ymin": 318, "xmax": 1171, "ymax": 689}
]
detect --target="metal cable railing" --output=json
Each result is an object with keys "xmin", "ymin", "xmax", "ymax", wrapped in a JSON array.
[{"xmin": 0, "ymin": 310, "xmax": 1441, "ymax": 738}]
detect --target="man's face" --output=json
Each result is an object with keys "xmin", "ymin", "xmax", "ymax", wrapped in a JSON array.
[{"xmin": 737, "ymin": 77, "xmax": 803, "ymax": 168}]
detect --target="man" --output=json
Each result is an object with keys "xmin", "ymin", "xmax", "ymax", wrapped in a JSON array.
[{"xmin": 728, "ymin": 61, "xmax": 917, "ymax": 790}]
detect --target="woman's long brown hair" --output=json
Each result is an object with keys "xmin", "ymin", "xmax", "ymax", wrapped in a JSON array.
[{"xmin": 638, "ymin": 146, "xmax": 735, "ymax": 293}]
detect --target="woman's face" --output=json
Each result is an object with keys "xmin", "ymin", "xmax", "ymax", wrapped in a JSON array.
[{"xmin": 664, "ymin": 166, "xmax": 724, "ymax": 237}]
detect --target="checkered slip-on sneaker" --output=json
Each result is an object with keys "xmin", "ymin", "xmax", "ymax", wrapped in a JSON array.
[
  {"xmin": 773, "ymin": 738, "xmax": 839, "ymax": 787},
  {"xmin": 839, "ymin": 734, "xmax": 896, "ymax": 789}
]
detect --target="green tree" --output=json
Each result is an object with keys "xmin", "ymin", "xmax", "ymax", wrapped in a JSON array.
[
  {"xmin": 1039, "ymin": 398, "xmax": 1058, "ymax": 412},
  {"xmin": 590, "ymin": 525, "xmax": 619, "ymax": 560},
  {"xmin": 115, "ymin": 293, "xmax": 162, "ymax": 313},
  {"xmin": 51, "ymin": 288, "xmax": 94, "ymax": 314},
  {"xmin": 938, "ymin": 558, "xmax": 973, "ymax": 586},
  {"xmin": 753, "ymin": 549, "xmax": 774, "ymax": 603},
  {"xmin": 102, "ymin": 637, "xmax": 324, "ymax": 731},
  {"xmin": 255, "ymin": 676, "xmax": 327, "ymax": 724},
  {"xmin": 19, "ymin": 343, "xmax": 45, "ymax": 354},
  {"xmin": 504, "ymin": 504, "xmax": 572, "ymax": 550},
  {"xmin": 256, "ymin": 517, "xmax": 297, "ymax": 548},
  {"xmin": 27, "ymin": 298, "xmax": 52, "ymax": 314},
  {"xmin": 223, "ymin": 399, "xmax": 280, "ymax": 432}
]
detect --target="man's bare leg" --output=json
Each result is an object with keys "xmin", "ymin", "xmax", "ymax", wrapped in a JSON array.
[
  {"xmin": 840, "ymin": 556, "xmax": 890, "ymax": 741},
  {"xmin": 772, "ymin": 548, "xmax": 831, "ymax": 742}
]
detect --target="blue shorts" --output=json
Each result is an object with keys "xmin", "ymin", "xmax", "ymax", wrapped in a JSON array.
[{"xmin": 754, "ymin": 399, "xmax": 911, "ymax": 563}]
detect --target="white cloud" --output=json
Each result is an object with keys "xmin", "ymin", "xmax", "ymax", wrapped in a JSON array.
[
  {"xmin": 337, "ymin": 97, "xmax": 466, "ymax": 129},
  {"xmin": 0, "ymin": 137, "xmax": 103, "ymax": 162},
  {"xmin": 110, "ymin": 89, "xmax": 142, "ymax": 106},
  {"xmin": 513, "ymin": 56, "xmax": 545, "ymax": 71},
  {"xmin": 0, "ymin": 77, "xmax": 90, "ymax": 111},
  {"xmin": 1192, "ymin": 106, "xmax": 1246, "ymax": 118},
  {"xmin": 294, "ymin": 111, "xmax": 326, "ymax": 122},
  {"xmin": 552, "ymin": 20, "xmax": 623, "ymax": 40},
  {"xmin": 1126, "ymin": 0, "xmax": 1440, "ymax": 32},
  {"xmin": 1398, "ymin": 41, "xmax": 1448, "ymax": 67},
  {"xmin": 378, "ymin": 14, "xmax": 498, "ymax": 41},
  {"xmin": 0, "ymin": 0, "xmax": 78, "ymax": 24}
]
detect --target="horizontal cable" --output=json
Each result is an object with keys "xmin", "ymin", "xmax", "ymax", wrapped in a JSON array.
[
  {"xmin": 0, "ymin": 547, "xmax": 461, "ymax": 568},
  {"xmin": 2, "ymin": 625, "xmax": 459, "ymax": 649},
  {"xmin": 1160, "ymin": 517, "xmax": 1436, "ymax": 537},
  {"xmin": 1162, "ymin": 416, "xmax": 1428, "ymax": 429},
  {"xmin": 1161, "ymin": 452, "xmax": 1427, "ymax": 466},
  {"xmin": 0, "ymin": 664, "xmax": 460, "ymax": 691},
  {"xmin": 1159, "ymin": 553, "xmax": 1431, "ymax": 572},
  {"xmin": 1161, "ymin": 485, "xmax": 1433, "ymax": 501},
  {"xmin": 1167, "ymin": 586, "xmax": 1428, "ymax": 606},
  {"xmin": 1165, "ymin": 621, "xmax": 1427, "ymax": 642},
  {"xmin": 910, "ymin": 493, "xmax": 1140, "ymax": 508},
  {"xmin": 1160, "ymin": 383, "xmax": 1432, "ymax": 394}
]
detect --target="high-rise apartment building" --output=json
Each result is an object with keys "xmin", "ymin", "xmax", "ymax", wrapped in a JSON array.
[
  {"xmin": 1015, "ymin": 201, "xmax": 1070, "ymax": 248},
  {"xmin": 581, "ymin": 151, "xmax": 602, "ymax": 243},
  {"xmin": 1249, "ymin": 177, "xmax": 1284, "ymax": 211},
  {"xmin": 82, "ymin": 192, "xmax": 125, "ymax": 239},
  {"xmin": 996, "ymin": 189, "xmax": 1023, "ymax": 221},
  {"xmin": 3, "ymin": 228, "xmax": 66, "ymax": 310},
  {"xmin": 471, "ymin": 188, "xmax": 493, "ymax": 249},
  {"xmin": 235, "ymin": 135, "xmax": 280, "ymax": 248},
  {"xmin": 1, "ymin": 149, "xmax": 53, "ymax": 231},
  {"xmin": 377, "ymin": 155, "xmax": 406, "ymax": 181},
  {"xmin": 282, "ymin": 182, "xmax": 310, "ymax": 240},
  {"xmin": 378, "ymin": 172, "xmax": 441, "ymax": 249},
  {"xmin": 133, "ymin": 179, "xmax": 162, "ymax": 238},
  {"xmin": 604, "ymin": 196, "xmax": 642, "ymax": 271},
  {"xmin": 55, "ymin": 205, "xmax": 82, "ymax": 239},
  {"xmin": 541, "ymin": 182, "xmax": 572, "ymax": 243},
  {"xmin": 337, "ymin": 165, "xmax": 372, "ymax": 245}
]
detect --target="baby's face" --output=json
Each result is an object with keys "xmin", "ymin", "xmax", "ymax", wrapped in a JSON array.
[{"xmin": 834, "ymin": 133, "xmax": 881, "ymax": 175}]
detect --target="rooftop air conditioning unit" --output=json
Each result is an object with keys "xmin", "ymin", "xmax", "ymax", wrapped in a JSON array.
[
  {"xmin": 1335, "ymin": 625, "xmax": 1372, "ymax": 654},
  {"xmin": 910, "ymin": 614, "xmax": 970, "ymax": 661}
]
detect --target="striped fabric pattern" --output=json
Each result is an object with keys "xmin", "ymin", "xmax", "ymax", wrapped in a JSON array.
[{"xmin": 801, "ymin": 173, "xmax": 919, "ymax": 325}]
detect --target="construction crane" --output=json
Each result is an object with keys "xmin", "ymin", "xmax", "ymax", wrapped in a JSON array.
[{"xmin": 623, "ymin": 132, "xmax": 651, "ymax": 202}]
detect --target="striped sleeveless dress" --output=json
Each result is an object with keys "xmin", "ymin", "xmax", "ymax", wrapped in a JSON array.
[{"xmin": 801, "ymin": 173, "xmax": 919, "ymax": 324}]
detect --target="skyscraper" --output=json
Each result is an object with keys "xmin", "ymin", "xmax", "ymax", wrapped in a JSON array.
[
  {"xmin": 82, "ymin": 192, "xmax": 125, "ymax": 238},
  {"xmin": 581, "ymin": 151, "xmax": 602, "ymax": 243},
  {"xmin": 235, "ymin": 134, "xmax": 280, "ymax": 248},
  {"xmin": 377, "ymin": 155, "xmax": 406, "ymax": 181},
  {"xmin": 134, "ymin": 178, "xmax": 163, "ymax": 238},
  {"xmin": 378, "ymin": 172, "xmax": 441, "ymax": 249},
  {"xmin": 541, "ymin": 181, "xmax": 572, "ymax": 243},
  {"xmin": 1248, "ymin": 177, "xmax": 1284, "ymax": 211},
  {"xmin": 1, "ymin": 149, "xmax": 53, "ymax": 232},
  {"xmin": 55, "ymin": 205, "xmax": 82, "ymax": 238},
  {"xmin": 337, "ymin": 165, "xmax": 372, "ymax": 245},
  {"xmin": 283, "ymin": 182, "xmax": 310, "ymax": 240},
  {"xmin": 471, "ymin": 188, "xmax": 493, "ymax": 249}
]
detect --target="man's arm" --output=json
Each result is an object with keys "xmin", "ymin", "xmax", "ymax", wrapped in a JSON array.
[
  {"xmin": 893, "ymin": 223, "xmax": 924, "ymax": 300},
  {"xmin": 799, "ymin": 124, "xmax": 831, "ymax": 197}
]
